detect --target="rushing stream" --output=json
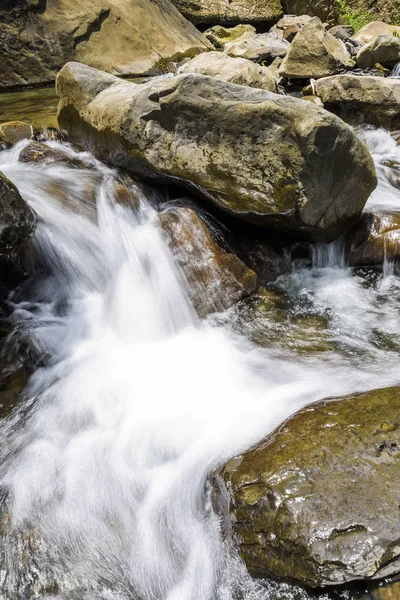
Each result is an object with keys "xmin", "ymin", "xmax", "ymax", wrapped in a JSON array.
[{"xmin": 0, "ymin": 129, "xmax": 399, "ymax": 600}]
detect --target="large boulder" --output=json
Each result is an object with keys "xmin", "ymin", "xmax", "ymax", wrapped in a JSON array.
[
  {"xmin": 353, "ymin": 22, "xmax": 400, "ymax": 45},
  {"xmin": 223, "ymin": 31, "xmax": 290, "ymax": 63},
  {"xmin": 57, "ymin": 62, "xmax": 377, "ymax": 241},
  {"xmin": 357, "ymin": 35, "xmax": 400, "ymax": 69},
  {"xmin": 0, "ymin": 172, "xmax": 36, "ymax": 253},
  {"xmin": 279, "ymin": 17, "xmax": 355, "ymax": 79},
  {"xmin": 0, "ymin": 0, "xmax": 211, "ymax": 90},
  {"xmin": 168, "ymin": 0, "xmax": 282, "ymax": 25},
  {"xmin": 222, "ymin": 386, "xmax": 400, "ymax": 587},
  {"xmin": 159, "ymin": 207, "xmax": 257, "ymax": 317},
  {"xmin": 315, "ymin": 75, "xmax": 400, "ymax": 129},
  {"xmin": 178, "ymin": 51, "xmax": 277, "ymax": 92}
]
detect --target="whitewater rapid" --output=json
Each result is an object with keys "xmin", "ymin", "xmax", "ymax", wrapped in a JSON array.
[{"xmin": 0, "ymin": 129, "xmax": 399, "ymax": 600}]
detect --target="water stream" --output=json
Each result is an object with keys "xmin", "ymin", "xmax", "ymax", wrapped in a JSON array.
[{"xmin": 0, "ymin": 130, "xmax": 399, "ymax": 600}]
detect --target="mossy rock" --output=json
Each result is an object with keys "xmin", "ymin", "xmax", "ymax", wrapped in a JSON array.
[{"xmin": 222, "ymin": 386, "xmax": 400, "ymax": 587}]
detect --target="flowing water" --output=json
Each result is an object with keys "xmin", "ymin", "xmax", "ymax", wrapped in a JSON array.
[{"xmin": 0, "ymin": 130, "xmax": 399, "ymax": 600}]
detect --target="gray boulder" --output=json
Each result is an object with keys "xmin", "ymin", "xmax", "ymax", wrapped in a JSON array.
[
  {"xmin": 357, "ymin": 35, "xmax": 400, "ymax": 69},
  {"xmin": 57, "ymin": 62, "xmax": 377, "ymax": 241},
  {"xmin": 178, "ymin": 51, "xmax": 277, "ymax": 92},
  {"xmin": 224, "ymin": 31, "xmax": 290, "ymax": 63}
]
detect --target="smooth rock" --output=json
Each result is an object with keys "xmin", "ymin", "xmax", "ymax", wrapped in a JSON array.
[
  {"xmin": 357, "ymin": 35, "xmax": 400, "ymax": 69},
  {"xmin": 57, "ymin": 62, "xmax": 378, "ymax": 241},
  {"xmin": 0, "ymin": 0, "xmax": 211, "ymax": 89},
  {"xmin": 0, "ymin": 172, "xmax": 36, "ymax": 253},
  {"xmin": 0, "ymin": 121, "xmax": 32, "ymax": 147},
  {"xmin": 279, "ymin": 17, "xmax": 355, "ymax": 79},
  {"xmin": 224, "ymin": 31, "xmax": 290, "ymax": 63},
  {"xmin": 178, "ymin": 51, "xmax": 277, "ymax": 91},
  {"xmin": 169, "ymin": 0, "xmax": 282, "ymax": 24},
  {"xmin": 353, "ymin": 22, "xmax": 400, "ymax": 45},
  {"xmin": 273, "ymin": 14, "xmax": 314, "ymax": 31},
  {"xmin": 204, "ymin": 24, "xmax": 256, "ymax": 49},
  {"xmin": 222, "ymin": 386, "xmax": 400, "ymax": 587},
  {"xmin": 302, "ymin": 95, "xmax": 324, "ymax": 106},
  {"xmin": 159, "ymin": 207, "xmax": 257, "ymax": 317},
  {"xmin": 329, "ymin": 25, "xmax": 351, "ymax": 40},
  {"xmin": 315, "ymin": 74, "xmax": 400, "ymax": 129}
]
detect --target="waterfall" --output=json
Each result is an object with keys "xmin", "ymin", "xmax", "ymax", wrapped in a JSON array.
[{"xmin": 0, "ymin": 139, "xmax": 399, "ymax": 600}]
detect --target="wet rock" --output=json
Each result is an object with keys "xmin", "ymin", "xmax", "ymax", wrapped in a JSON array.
[
  {"xmin": 18, "ymin": 142, "xmax": 87, "ymax": 169},
  {"xmin": 0, "ymin": 0, "xmax": 211, "ymax": 90},
  {"xmin": 315, "ymin": 75, "xmax": 400, "ymax": 129},
  {"xmin": 224, "ymin": 31, "xmax": 290, "ymax": 63},
  {"xmin": 357, "ymin": 35, "xmax": 400, "ymax": 70},
  {"xmin": 169, "ymin": 0, "xmax": 282, "ymax": 25},
  {"xmin": 353, "ymin": 22, "xmax": 400, "ymax": 45},
  {"xmin": 203, "ymin": 24, "xmax": 256, "ymax": 49},
  {"xmin": 57, "ymin": 62, "xmax": 377, "ymax": 241},
  {"xmin": 0, "ymin": 121, "xmax": 32, "ymax": 147},
  {"xmin": 159, "ymin": 207, "xmax": 257, "ymax": 317},
  {"xmin": 346, "ymin": 212, "xmax": 400, "ymax": 268},
  {"xmin": 279, "ymin": 18, "xmax": 355, "ymax": 79},
  {"xmin": 178, "ymin": 51, "xmax": 277, "ymax": 92},
  {"xmin": 222, "ymin": 386, "xmax": 400, "ymax": 587},
  {"xmin": 35, "ymin": 127, "xmax": 68, "ymax": 143},
  {"xmin": 239, "ymin": 240, "xmax": 291, "ymax": 285},
  {"xmin": 0, "ymin": 172, "xmax": 36, "ymax": 253}
]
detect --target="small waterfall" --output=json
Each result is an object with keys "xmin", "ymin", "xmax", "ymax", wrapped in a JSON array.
[
  {"xmin": 390, "ymin": 61, "xmax": 400, "ymax": 77},
  {"xmin": 0, "ymin": 139, "xmax": 399, "ymax": 600}
]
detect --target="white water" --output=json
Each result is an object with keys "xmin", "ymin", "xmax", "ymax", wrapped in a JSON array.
[{"xmin": 0, "ymin": 137, "xmax": 399, "ymax": 600}]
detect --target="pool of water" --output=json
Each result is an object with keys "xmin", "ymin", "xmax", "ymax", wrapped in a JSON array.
[{"xmin": 0, "ymin": 86, "xmax": 59, "ymax": 131}]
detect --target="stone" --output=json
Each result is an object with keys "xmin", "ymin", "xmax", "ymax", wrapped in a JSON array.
[
  {"xmin": 357, "ymin": 35, "xmax": 400, "ymax": 69},
  {"xmin": 57, "ymin": 62, "xmax": 378, "ymax": 241},
  {"xmin": 222, "ymin": 386, "xmax": 400, "ymax": 587},
  {"xmin": 0, "ymin": 172, "xmax": 36, "ymax": 253},
  {"xmin": 283, "ymin": 25, "xmax": 301, "ymax": 43},
  {"xmin": 346, "ymin": 211, "xmax": 400, "ymax": 268},
  {"xmin": 302, "ymin": 95, "xmax": 324, "ymax": 106},
  {"xmin": 224, "ymin": 31, "xmax": 290, "ymax": 63},
  {"xmin": 353, "ymin": 22, "xmax": 400, "ymax": 45},
  {"xmin": 178, "ymin": 51, "xmax": 277, "ymax": 92},
  {"xmin": 168, "ymin": 0, "xmax": 282, "ymax": 25},
  {"xmin": 18, "ymin": 141, "xmax": 87, "ymax": 168},
  {"xmin": 280, "ymin": 0, "xmax": 339, "ymax": 24},
  {"xmin": 203, "ymin": 24, "xmax": 256, "ymax": 49},
  {"xmin": 279, "ymin": 17, "xmax": 355, "ymax": 79},
  {"xmin": 273, "ymin": 14, "xmax": 314, "ymax": 32},
  {"xmin": 0, "ymin": 0, "xmax": 212, "ymax": 90},
  {"xmin": 0, "ymin": 121, "xmax": 32, "ymax": 147},
  {"xmin": 329, "ymin": 25, "xmax": 351, "ymax": 40},
  {"xmin": 159, "ymin": 207, "xmax": 257, "ymax": 317},
  {"xmin": 239, "ymin": 240, "xmax": 291, "ymax": 286},
  {"xmin": 315, "ymin": 74, "xmax": 400, "ymax": 129}
]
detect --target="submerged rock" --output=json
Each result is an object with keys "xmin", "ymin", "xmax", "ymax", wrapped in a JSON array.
[
  {"xmin": 159, "ymin": 207, "xmax": 257, "ymax": 317},
  {"xmin": 315, "ymin": 75, "xmax": 400, "ymax": 129},
  {"xmin": 279, "ymin": 17, "xmax": 355, "ymax": 79},
  {"xmin": 222, "ymin": 386, "xmax": 400, "ymax": 587},
  {"xmin": 168, "ymin": 0, "xmax": 282, "ymax": 25},
  {"xmin": 357, "ymin": 35, "xmax": 400, "ymax": 70},
  {"xmin": 0, "ymin": 172, "xmax": 36, "ymax": 253},
  {"xmin": 57, "ymin": 62, "xmax": 377, "ymax": 241},
  {"xmin": 0, "ymin": 0, "xmax": 211, "ymax": 89},
  {"xmin": 18, "ymin": 142, "xmax": 87, "ymax": 169},
  {"xmin": 178, "ymin": 51, "xmax": 277, "ymax": 92}
]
